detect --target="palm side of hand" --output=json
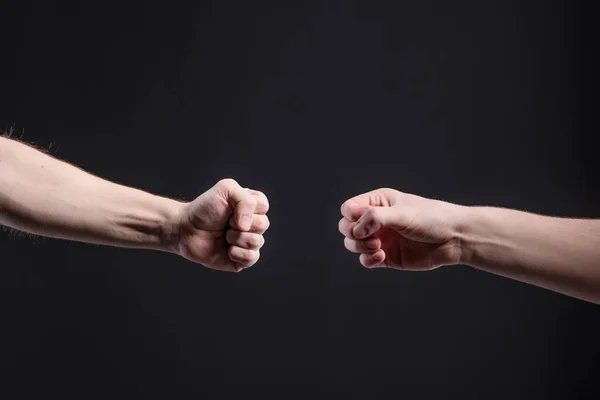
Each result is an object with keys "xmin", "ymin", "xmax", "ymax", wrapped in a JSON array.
[
  {"xmin": 340, "ymin": 189, "xmax": 463, "ymax": 270},
  {"xmin": 376, "ymin": 224, "xmax": 461, "ymax": 271}
]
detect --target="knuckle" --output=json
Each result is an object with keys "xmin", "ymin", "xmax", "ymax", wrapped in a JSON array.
[
  {"xmin": 218, "ymin": 178, "xmax": 237, "ymax": 189},
  {"xmin": 241, "ymin": 193, "xmax": 257, "ymax": 208},
  {"xmin": 242, "ymin": 249, "xmax": 255, "ymax": 262},
  {"xmin": 248, "ymin": 234, "xmax": 263, "ymax": 248},
  {"xmin": 255, "ymin": 190, "xmax": 267, "ymax": 201},
  {"xmin": 257, "ymin": 215, "xmax": 270, "ymax": 231},
  {"xmin": 260, "ymin": 192, "xmax": 271, "ymax": 208},
  {"xmin": 229, "ymin": 247, "xmax": 254, "ymax": 266},
  {"xmin": 248, "ymin": 196, "xmax": 258, "ymax": 207},
  {"xmin": 261, "ymin": 197, "xmax": 270, "ymax": 211},
  {"xmin": 240, "ymin": 249, "xmax": 258, "ymax": 266}
]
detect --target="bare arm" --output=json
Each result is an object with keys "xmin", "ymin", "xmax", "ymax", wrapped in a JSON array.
[
  {"xmin": 0, "ymin": 136, "xmax": 183, "ymax": 252},
  {"xmin": 459, "ymin": 207, "xmax": 600, "ymax": 304},
  {"xmin": 340, "ymin": 188, "xmax": 600, "ymax": 304}
]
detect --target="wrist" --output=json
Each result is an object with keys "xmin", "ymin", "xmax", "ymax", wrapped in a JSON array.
[
  {"xmin": 156, "ymin": 197, "xmax": 186, "ymax": 255},
  {"xmin": 454, "ymin": 205, "xmax": 485, "ymax": 266}
]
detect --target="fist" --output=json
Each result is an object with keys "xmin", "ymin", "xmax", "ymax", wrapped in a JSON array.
[
  {"xmin": 339, "ymin": 188, "xmax": 464, "ymax": 270},
  {"xmin": 177, "ymin": 178, "xmax": 270, "ymax": 272}
]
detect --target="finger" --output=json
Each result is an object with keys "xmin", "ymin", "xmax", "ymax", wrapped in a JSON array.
[
  {"xmin": 229, "ymin": 214, "xmax": 270, "ymax": 234},
  {"xmin": 217, "ymin": 179, "xmax": 257, "ymax": 231},
  {"xmin": 226, "ymin": 230, "xmax": 265, "ymax": 250},
  {"xmin": 340, "ymin": 198, "xmax": 370, "ymax": 222},
  {"xmin": 338, "ymin": 218, "xmax": 356, "ymax": 238},
  {"xmin": 340, "ymin": 189, "xmax": 395, "ymax": 222},
  {"xmin": 344, "ymin": 237, "xmax": 381, "ymax": 253},
  {"xmin": 359, "ymin": 250, "xmax": 386, "ymax": 269},
  {"xmin": 247, "ymin": 189, "xmax": 269, "ymax": 215},
  {"xmin": 353, "ymin": 207, "xmax": 399, "ymax": 239},
  {"xmin": 228, "ymin": 246, "xmax": 260, "ymax": 268}
]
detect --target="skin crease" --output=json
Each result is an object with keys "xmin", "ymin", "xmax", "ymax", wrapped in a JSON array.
[
  {"xmin": 339, "ymin": 188, "xmax": 600, "ymax": 304},
  {"xmin": 338, "ymin": 189, "xmax": 463, "ymax": 270},
  {"xmin": 177, "ymin": 180, "xmax": 270, "ymax": 272},
  {"xmin": 0, "ymin": 136, "xmax": 270, "ymax": 272},
  {"xmin": 2, "ymin": 135, "xmax": 600, "ymax": 303}
]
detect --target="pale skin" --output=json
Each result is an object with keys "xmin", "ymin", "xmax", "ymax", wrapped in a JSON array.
[
  {"xmin": 1, "ymin": 136, "xmax": 599, "ymax": 304},
  {"xmin": 339, "ymin": 188, "xmax": 600, "ymax": 304},
  {"xmin": 0, "ymin": 136, "xmax": 269, "ymax": 272}
]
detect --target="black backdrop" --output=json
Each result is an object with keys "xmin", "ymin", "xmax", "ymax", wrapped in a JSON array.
[{"xmin": 1, "ymin": 0, "xmax": 599, "ymax": 398}]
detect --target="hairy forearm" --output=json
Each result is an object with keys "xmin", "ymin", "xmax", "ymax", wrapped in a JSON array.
[
  {"xmin": 0, "ymin": 137, "xmax": 182, "ymax": 252},
  {"xmin": 458, "ymin": 206, "xmax": 600, "ymax": 304}
]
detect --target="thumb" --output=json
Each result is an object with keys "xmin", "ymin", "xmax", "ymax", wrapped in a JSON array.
[
  {"xmin": 218, "ymin": 179, "xmax": 257, "ymax": 231},
  {"xmin": 352, "ymin": 206, "xmax": 403, "ymax": 239}
]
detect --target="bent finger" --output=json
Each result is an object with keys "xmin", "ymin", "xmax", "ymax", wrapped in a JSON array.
[
  {"xmin": 344, "ymin": 237, "xmax": 381, "ymax": 253},
  {"xmin": 226, "ymin": 230, "xmax": 265, "ymax": 250},
  {"xmin": 229, "ymin": 214, "xmax": 270, "ymax": 234},
  {"xmin": 228, "ymin": 246, "xmax": 260, "ymax": 268},
  {"xmin": 359, "ymin": 250, "xmax": 386, "ymax": 269},
  {"xmin": 247, "ymin": 189, "xmax": 269, "ymax": 214},
  {"xmin": 338, "ymin": 218, "xmax": 356, "ymax": 238}
]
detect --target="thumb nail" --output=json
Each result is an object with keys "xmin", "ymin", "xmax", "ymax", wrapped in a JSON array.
[
  {"xmin": 240, "ymin": 215, "xmax": 252, "ymax": 230},
  {"xmin": 353, "ymin": 222, "xmax": 367, "ymax": 238}
]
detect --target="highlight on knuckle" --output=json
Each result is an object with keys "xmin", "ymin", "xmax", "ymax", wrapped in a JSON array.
[
  {"xmin": 256, "ymin": 215, "xmax": 269, "ymax": 232},
  {"xmin": 242, "ymin": 249, "xmax": 255, "ymax": 262},
  {"xmin": 218, "ymin": 178, "xmax": 237, "ymax": 189},
  {"xmin": 248, "ymin": 234, "xmax": 263, "ymax": 248},
  {"xmin": 262, "ymin": 196, "xmax": 270, "ymax": 211}
]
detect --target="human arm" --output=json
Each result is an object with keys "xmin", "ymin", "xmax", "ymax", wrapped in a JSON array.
[
  {"xmin": 0, "ymin": 136, "xmax": 182, "ymax": 250},
  {"xmin": 0, "ymin": 136, "xmax": 270, "ymax": 272},
  {"xmin": 458, "ymin": 206, "xmax": 600, "ymax": 304},
  {"xmin": 339, "ymin": 188, "xmax": 600, "ymax": 304}
]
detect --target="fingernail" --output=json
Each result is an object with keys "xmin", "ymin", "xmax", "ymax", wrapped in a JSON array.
[
  {"xmin": 373, "ymin": 251, "xmax": 384, "ymax": 263},
  {"xmin": 241, "ymin": 215, "xmax": 252, "ymax": 230},
  {"xmin": 367, "ymin": 239, "xmax": 379, "ymax": 250},
  {"xmin": 354, "ymin": 222, "xmax": 367, "ymax": 238}
]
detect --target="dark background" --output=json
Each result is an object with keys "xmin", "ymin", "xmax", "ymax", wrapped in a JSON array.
[{"xmin": 1, "ymin": 0, "xmax": 599, "ymax": 398}]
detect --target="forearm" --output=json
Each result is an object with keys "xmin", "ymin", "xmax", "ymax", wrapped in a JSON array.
[
  {"xmin": 0, "ymin": 137, "xmax": 183, "ymax": 252},
  {"xmin": 458, "ymin": 206, "xmax": 600, "ymax": 304}
]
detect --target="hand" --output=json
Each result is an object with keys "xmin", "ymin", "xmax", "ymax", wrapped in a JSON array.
[
  {"xmin": 339, "ymin": 188, "xmax": 464, "ymax": 270},
  {"xmin": 176, "ymin": 178, "xmax": 270, "ymax": 272}
]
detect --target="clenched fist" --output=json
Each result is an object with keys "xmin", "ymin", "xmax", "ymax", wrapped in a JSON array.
[
  {"xmin": 176, "ymin": 178, "xmax": 270, "ymax": 272},
  {"xmin": 339, "ymin": 188, "xmax": 464, "ymax": 270}
]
